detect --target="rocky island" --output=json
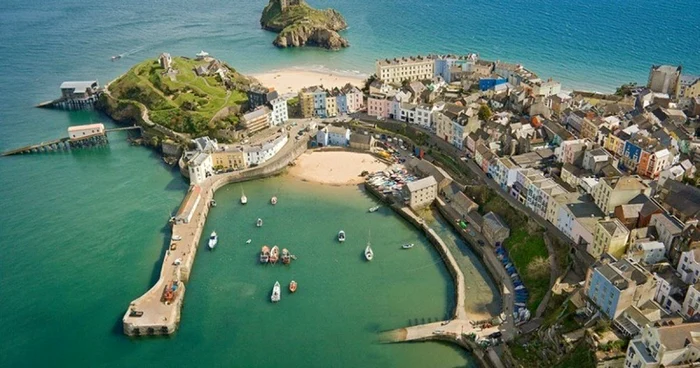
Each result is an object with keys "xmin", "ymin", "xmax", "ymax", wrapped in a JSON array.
[{"xmin": 260, "ymin": 0, "xmax": 349, "ymax": 50}]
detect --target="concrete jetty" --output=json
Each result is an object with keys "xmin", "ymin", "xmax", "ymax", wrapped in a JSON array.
[{"xmin": 122, "ymin": 134, "xmax": 308, "ymax": 336}]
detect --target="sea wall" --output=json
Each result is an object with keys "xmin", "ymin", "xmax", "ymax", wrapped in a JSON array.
[{"xmin": 364, "ymin": 183, "xmax": 466, "ymax": 320}]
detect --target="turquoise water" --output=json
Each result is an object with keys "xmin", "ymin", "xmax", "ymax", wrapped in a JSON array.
[{"xmin": 0, "ymin": 0, "xmax": 697, "ymax": 366}]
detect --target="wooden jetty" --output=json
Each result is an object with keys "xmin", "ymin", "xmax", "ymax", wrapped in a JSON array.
[{"xmin": 1, "ymin": 124, "xmax": 141, "ymax": 157}]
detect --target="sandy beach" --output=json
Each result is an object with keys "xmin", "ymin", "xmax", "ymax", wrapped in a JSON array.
[
  {"xmin": 287, "ymin": 151, "xmax": 388, "ymax": 185},
  {"xmin": 252, "ymin": 69, "xmax": 367, "ymax": 96}
]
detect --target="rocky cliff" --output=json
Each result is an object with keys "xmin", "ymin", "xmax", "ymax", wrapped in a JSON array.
[{"xmin": 260, "ymin": 0, "xmax": 349, "ymax": 50}]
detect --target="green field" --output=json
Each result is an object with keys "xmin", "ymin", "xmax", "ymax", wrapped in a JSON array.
[
  {"xmin": 108, "ymin": 56, "xmax": 250, "ymax": 136},
  {"xmin": 503, "ymin": 228, "xmax": 550, "ymax": 311}
]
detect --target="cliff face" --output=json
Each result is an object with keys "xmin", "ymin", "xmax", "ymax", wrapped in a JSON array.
[{"xmin": 260, "ymin": 0, "xmax": 349, "ymax": 50}]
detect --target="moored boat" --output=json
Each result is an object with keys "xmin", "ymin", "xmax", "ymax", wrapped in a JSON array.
[
  {"xmin": 270, "ymin": 245, "xmax": 280, "ymax": 264},
  {"xmin": 241, "ymin": 189, "xmax": 247, "ymax": 205},
  {"xmin": 281, "ymin": 248, "xmax": 291, "ymax": 264},
  {"xmin": 338, "ymin": 230, "xmax": 346, "ymax": 242},
  {"xmin": 256, "ymin": 218, "xmax": 263, "ymax": 227},
  {"xmin": 271, "ymin": 281, "xmax": 281, "ymax": 303},
  {"xmin": 210, "ymin": 200, "xmax": 217, "ymax": 207},
  {"xmin": 208, "ymin": 231, "xmax": 218, "ymax": 250},
  {"xmin": 289, "ymin": 280, "xmax": 297, "ymax": 293},
  {"xmin": 246, "ymin": 239, "xmax": 252, "ymax": 244},
  {"xmin": 368, "ymin": 206, "xmax": 380, "ymax": 213},
  {"xmin": 364, "ymin": 245, "xmax": 374, "ymax": 261},
  {"xmin": 365, "ymin": 230, "xmax": 373, "ymax": 261},
  {"xmin": 271, "ymin": 196, "xmax": 277, "ymax": 205},
  {"xmin": 401, "ymin": 243, "xmax": 414, "ymax": 249},
  {"xmin": 260, "ymin": 245, "xmax": 270, "ymax": 263}
]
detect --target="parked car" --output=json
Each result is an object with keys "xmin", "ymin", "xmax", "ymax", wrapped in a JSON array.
[
  {"xmin": 488, "ymin": 331, "xmax": 502, "ymax": 339},
  {"xmin": 477, "ymin": 240, "xmax": 485, "ymax": 246}
]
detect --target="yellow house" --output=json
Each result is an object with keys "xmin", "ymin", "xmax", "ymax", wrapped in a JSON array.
[
  {"xmin": 325, "ymin": 95, "xmax": 338, "ymax": 117},
  {"xmin": 684, "ymin": 78, "xmax": 700, "ymax": 98},
  {"xmin": 588, "ymin": 218, "xmax": 630, "ymax": 259},
  {"xmin": 298, "ymin": 92, "xmax": 314, "ymax": 118},
  {"xmin": 212, "ymin": 148, "xmax": 247, "ymax": 170}
]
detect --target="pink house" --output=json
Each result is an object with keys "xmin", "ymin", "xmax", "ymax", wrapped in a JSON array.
[{"xmin": 367, "ymin": 93, "xmax": 390, "ymax": 119}]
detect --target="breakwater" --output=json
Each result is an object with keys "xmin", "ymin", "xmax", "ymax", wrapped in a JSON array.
[{"xmin": 122, "ymin": 137, "xmax": 308, "ymax": 336}]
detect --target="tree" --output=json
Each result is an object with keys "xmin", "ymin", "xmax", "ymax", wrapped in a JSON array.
[
  {"xmin": 615, "ymin": 82, "xmax": 637, "ymax": 97},
  {"xmin": 478, "ymin": 104, "xmax": 492, "ymax": 121},
  {"xmin": 362, "ymin": 74, "xmax": 378, "ymax": 94}
]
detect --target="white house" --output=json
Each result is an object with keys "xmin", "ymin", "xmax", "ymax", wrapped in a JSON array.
[
  {"xmin": 68, "ymin": 123, "xmax": 105, "ymax": 140},
  {"xmin": 636, "ymin": 241, "xmax": 666, "ymax": 265},
  {"xmin": 624, "ymin": 323, "xmax": 700, "ymax": 368},
  {"xmin": 681, "ymin": 284, "xmax": 700, "ymax": 319},
  {"xmin": 268, "ymin": 97, "xmax": 288, "ymax": 126},
  {"xmin": 244, "ymin": 133, "xmax": 288, "ymax": 166},
  {"xmin": 677, "ymin": 249, "xmax": 700, "ymax": 285},
  {"xmin": 188, "ymin": 151, "xmax": 213, "ymax": 184},
  {"xmin": 316, "ymin": 125, "xmax": 350, "ymax": 147}
]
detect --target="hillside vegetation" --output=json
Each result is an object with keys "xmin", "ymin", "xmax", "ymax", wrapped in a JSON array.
[{"xmin": 108, "ymin": 56, "xmax": 254, "ymax": 136}]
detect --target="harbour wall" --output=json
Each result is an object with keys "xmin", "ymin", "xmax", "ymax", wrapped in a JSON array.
[
  {"xmin": 364, "ymin": 183, "xmax": 466, "ymax": 321},
  {"xmin": 123, "ymin": 137, "xmax": 308, "ymax": 337}
]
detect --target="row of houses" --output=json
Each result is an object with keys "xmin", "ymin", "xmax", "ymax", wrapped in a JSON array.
[
  {"xmin": 298, "ymin": 83, "xmax": 364, "ymax": 118},
  {"xmin": 185, "ymin": 133, "xmax": 289, "ymax": 184}
]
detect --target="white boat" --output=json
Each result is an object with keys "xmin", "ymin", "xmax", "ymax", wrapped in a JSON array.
[
  {"xmin": 401, "ymin": 243, "xmax": 414, "ymax": 249},
  {"xmin": 338, "ymin": 230, "xmax": 346, "ymax": 242},
  {"xmin": 257, "ymin": 218, "xmax": 263, "ymax": 227},
  {"xmin": 365, "ymin": 245, "xmax": 373, "ymax": 261},
  {"xmin": 271, "ymin": 281, "xmax": 281, "ymax": 303},
  {"xmin": 271, "ymin": 196, "xmax": 278, "ymax": 205},
  {"xmin": 208, "ymin": 231, "xmax": 218, "ymax": 250},
  {"xmin": 368, "ymin": 206, "xmax": 380, "ymax": 213},
  {"xmin": 171, "ymin": 235, "xmax": 182, "ymax": 241},
  {"xmin": 365, "ymin": 230, "xmax": 373, "ymax": 261},
  {"xmin": 246, "ymin": 239, "xmax": 252, "ymax": 244},
  {"xmin": 210, "ymin": 200, "xmax": 217, "ymax": 207},
  {"xmin": 241, "ymin": 189, "xmax": 247, "ymax": 205}
]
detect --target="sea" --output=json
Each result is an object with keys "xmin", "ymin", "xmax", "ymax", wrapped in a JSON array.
[{"xmin": 0, "ymin": 0, "xmax": 697, "ymax": 367}]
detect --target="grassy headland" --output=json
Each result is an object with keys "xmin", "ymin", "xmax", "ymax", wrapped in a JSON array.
[{"xmin": 107, "ymin": 56, "xmax": 253, "ymax": 137}]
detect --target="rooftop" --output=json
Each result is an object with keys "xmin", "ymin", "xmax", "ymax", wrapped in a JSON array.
[
  {"xmin": 406, "ymin": 176, "xmax": 437, "ymax": 192},
  {"xmin": 60, "ymin": 81, "xmax": 97, "ymax": 90},
  {"xmin": 656, "ymin": 322, "xmax": 700, "ymax": 351}
]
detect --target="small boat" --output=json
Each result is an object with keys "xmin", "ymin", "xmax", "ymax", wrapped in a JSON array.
[
  {"xmin": 369, "ymin": 206, "xmax": 380, "ymax": 213},
  {"xmin": 241, "ymin": 189, "xmax": 247, "ymax": 205},
  {"xmin": 260, "ymin": 245, "xmax": 270, "ymax": 263},
  {"xmin": 365, "ymin": 230, "xmax": 373, "ymax": 261},
  {"xmin": 170, "ymin": 243, "xmax": 177, "ymax": 251},
  {"xmin": 257, "ymin": 218, "xmax": 263, "ymax": 227},
  {"xmin": 281, "ymin": 248, "xmax": 291, "ymax": 264},
  {"xmin": 208, "ymin": 231, "xmax": 218, "ymax": 250},
  {"xmin": 338, "ymin": 230, "xmax": 346, "ymax": 242},
  {"xmin": 111, "ymin": 54, "xmax": 122, "ymax": 61},
  {"xmin": 401, "ymin": 243, "xmax": 414, "ymax": 249},
  {"xmin": 210, "ymin": 200, "xmax": 217, "ymax": 207},
  {"xmin": 129, "ymin": 309, "xmax": 143, "ymax": 317},
  {"xmin": 271, "ymin": 281, "xmax": 281, "ymax": 303},
  {"xmin": 365, "ymin": 245, "xmax": 374, "ymax": 261},
  {"xmin": 270, "ymin": 246, "xmax": 280, "ymax": 264},
  {"xmin": 289, "ymin": 280, "xmax": 297, "ymax": 293},
  {"xmin": 171, "ymin": 234, "xmax": 182, "ymax": 241},
  {"xmin": 271, "ymin": 196, "xmax": 278, "ymax": 205},
  {"xmin": 246, "ymin": 239, "xmax": 252, "ymax": 244}
]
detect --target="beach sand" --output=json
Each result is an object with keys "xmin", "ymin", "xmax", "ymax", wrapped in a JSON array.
[
  {"xmin": 252, "ymin": 69, "xmax": 366, "ymax": 95},
  {"xmin": 287, "ymin": 151, "xmax": 388, "ymax": 185}
]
